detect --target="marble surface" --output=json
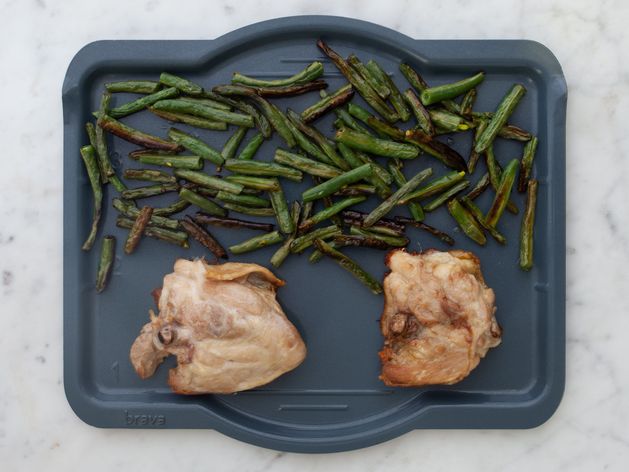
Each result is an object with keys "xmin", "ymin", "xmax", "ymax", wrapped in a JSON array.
[{"xmin": 1, "ymin": 0, "xmax": 628, "ymax": 469}]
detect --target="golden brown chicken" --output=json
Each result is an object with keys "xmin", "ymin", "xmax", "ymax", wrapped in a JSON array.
[
  {"xmin": 379, "ymin": 249, "xmax": 501, "ymax": 386},
  {"xmin": 130, "ymin": 259, "xmax": 306, "ymax": 394}
]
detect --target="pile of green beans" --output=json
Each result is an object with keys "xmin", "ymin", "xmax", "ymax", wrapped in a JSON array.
[{"xmin": 81, "ymin": 42, "xmax": 539, "ymax": 294}]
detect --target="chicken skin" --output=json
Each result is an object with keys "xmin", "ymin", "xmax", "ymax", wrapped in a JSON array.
[
  {"xmin": 379, "ymin": 249, "xmax": 501, "ymax": 386},
  {"xmin": 130, "ymin": 259, "xmax": 306, "ymax": 394}
]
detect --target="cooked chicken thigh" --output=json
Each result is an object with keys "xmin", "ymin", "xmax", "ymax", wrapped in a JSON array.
[
  {"xmin": 379, "ymin": 249, "xmax": 501, "ymax": 386},
  {"xmin": 130, "ymin": 259, "xmax": 306, "ymax": 394}
]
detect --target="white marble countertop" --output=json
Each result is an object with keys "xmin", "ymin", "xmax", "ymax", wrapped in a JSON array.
[{"xmin": 2, "ymin": 0, "xmax": 628, "ymax": 470}]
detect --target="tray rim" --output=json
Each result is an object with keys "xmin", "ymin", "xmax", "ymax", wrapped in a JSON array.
[{"xmin": 63, "ymin": 15, "xmax": 567, "ymax": 453}]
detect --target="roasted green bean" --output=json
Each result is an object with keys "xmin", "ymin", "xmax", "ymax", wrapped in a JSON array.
[
  {"xmin": 285, "ymin": 109, "xmax": 349, "ymax": 170},
  {"xmin": 237, "ymin": 132, "xmax": 264, "ymax": 160},
  {"xmin": 251, "ymin": 80, "xmax": 328, "ymax": 97},
  {"xmin": 423, "ymin": 180, "xmax": 470, "ymax": 212},
  {"xmin": 498, "ymin": 124, "xmax": 532, "ymax": 142},
  {"xmin": 460, "ymin": 88, "xmax": 477, "ymax": 118},
  {"xmin": 317, "ymin": 40, "xmax": 398, "ymax": 122},
  {"xmin": 80, "ymin": 145, "xmax": 102, "ymax": 251},
  {"xmin": 399, "ymin": 170, "xmax": 466, "ymax": 204},
  {"xmin": 403, "ymin": 89, "xmax": 435, "ymax": 135},
  {"xmin": 337, "ymin": 143, "xmax": 391, "ymax": 198},
  {"xmin": 224, "ymin": 158, "xmax": 302, "ymax": 182},
  {"xmin": 222, "ymin": 203, "xmax": 275, "ymax": 217},
  {"xmin": 447, "ymin": 199, "xmax": 486, "ymax": 245},
  {"xmin": 314, "ymin": 239, "xmax": 383, "ymax": 294},
  {"xmin": 302, "ymin": 164, "xmax": 373, "ymax": 202},
  {"xmin": 299, "ymin": 196, "xmax": 367, "ymax": 231},
  {"xmin": 301, "ymin": 84, "xmax": 354, "ymax": 123},
  {"xmin": 96, "ymin": 113, "xmax": 181, "ymax": 152},
  {"xmin": 167, "ymin": 128, "xmax": 223, "ymax": 166},
  {"xmin": 154, "ymin": 99, "xmax": 253, "ymax": 128},
  {"xmin": 174, "ymin": 169, "xmax": 243, "ymax": 194},
  {"xmin": 216, "ymin": 190, "xmax": 270, "ymax": 208},
  {"xmin": 363, "ymin": 168, "xmax": 433, "ymax": 227},
  {"xmin": 518, "ymin": 136, "xmax": 538, "ymax": 192},
  {"xmin": 121, "ymin": 182, "xmax": 178, "ymax": 200},
  {"xmin": 180, "ymin": 216, "xmax": 227, "ymax": 260},
  {"xmin": 349, "ymin": 226, "xmax": 408, "ymax": 247},
  {"xmin": 229, "ymin": 231, "xmax": 284, "ymax": 254},
  {"xmin": 365, "ymin": 59, "xmax": 411, "ymax": 122},
  {"xmin": 193, "ymin": 213, "xmax": 274, "ymax": 231},
  {"xmin": 520, "ymin": 179, "xmax": 538, "ymax": 271},
  {"xmin": 270, "ymin": 202, "xmax": 301, "ymax": 268},
  {"xmin": 179, "ymin": 188, "xmax": 226, "ymax": 216},
  {"xmin": 420, "ymin": 72, "xmax": 485, "ymax": 106},
  {"xmin": 116, "ymin": 216, "xmax": 189, "ymax": 248},
  {"xmin": 486, "ymin": 159, "xmax": 519, "ymax": 228},
  {"xmin": 159, "ymin": 72, "xmax": 203, "ymax": 96},
  {"xmin": 149, "ymin": 107, "xmax": 228, "ymax": 130},
  {"xmin": 123, "ymin": 168, "xmax": 176, "ymax": 184},
  {"xmin": 475, "ymin": 84, "xmax": 527, "ymax": 153},
  {"xmin": 112, "ymin": 198, "xmax": 180, "ymax": 230},
  {"xmin": 273, "ymin": 148, "xmax": 341, "ymax": 179},
  {"xmin": 429, "ymin": 109, "xmax": 473, "ymax": 133},
  {"xmin": 486, "ymin": 145, "xmax": 519, "ymax": 214},
  {"xmin": 152, "ymin": 199, "xmax": 190, "ymax": 216},
  {"xmin": 394, "ymin": 216, "xmax": 455, "ymax": 246},
  {"xmin": 131, "ymin": 153, "xmax": 203, "ymax": 170},
  {"xmin": 268, "ymin": 184, "xmax": 294, "ymax": 234},
  {"xmin": 465, "ymin": 172, "xmax": 491, "ymax": 200},
  {"xmin": 203, "ymin": 92, "xmax": 273, "ymax": 137},
  {"xmin": 124, "ymin": 206, "xmax": 153, "ymax": 254},
  {"xmin": 290, "ymin": 225, "xmax": 340, "ymax": 253},
  {"xmin": 388, "ymin": 163, "xmax": 424, "ymax": 222},
  {"xmin": 467, "ymin": 118, "xmax": 488, "ymax": 173},
  {"xmin": 335, "ymin": 128, "xmax": 419, "ymax": 159},
  {"xmin": 177, "ymin": 96, "xmax": 232, "ymax": 111},
  {"xmin": 96, "ymin": 235, "xmax": 116, "ymax": 292},
  {"xmin": 110, "ymin": 87, "xmax": 179, "ymax": 118},
  {"xmin": 232, "ymin": 61, "xmax": 323, "ymax": 87},
  {"xmin": 460, "ymin": 196, "xmax": 506, "ymax": 245},
  {"xmin": 105, "ymin": 80, "xmax": 161, "ymax": 94},
  {"xmin": 224, "ymin": 174, "xmax": 281, "ymax": 192},
  {"xmin": 347, "ymin": 54, "xmax": 390, "ymax": 99},
  {"xmin": 406, "ymin": 129, "xmax": 467, "ymax": 171}
]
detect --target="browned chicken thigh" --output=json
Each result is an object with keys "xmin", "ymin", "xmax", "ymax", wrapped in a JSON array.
[
  {"xmin": 130, "ymin": 259, "xmax": 306, "ymax": 394},
  {"xmin": 379, "ymin": 249, "xmax": 501, "ymax": 386}
]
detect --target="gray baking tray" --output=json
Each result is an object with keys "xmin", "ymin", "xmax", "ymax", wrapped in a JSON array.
[{"xmin": 63, "ymin": 16, "xmax": 567, "ymax": 453}]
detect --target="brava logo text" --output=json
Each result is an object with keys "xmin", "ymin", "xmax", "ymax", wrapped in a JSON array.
[{"xmin": 125, "ymin": 410, "xmax": 166, "ymax": 426}]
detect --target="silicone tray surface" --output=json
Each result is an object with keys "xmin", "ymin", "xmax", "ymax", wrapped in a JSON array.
[{"xmin": 63, "ymin": 16, "xmax": 567, "ymax": 453}]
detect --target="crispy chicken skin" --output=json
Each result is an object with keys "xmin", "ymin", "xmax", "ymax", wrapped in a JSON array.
[
  {"xmin": 130, "ymin": 259, "xmax": 306, "ymax": 394},
  {"xmin": 379, "ymin": 249, "xmax": 501, "ymax": 386}
]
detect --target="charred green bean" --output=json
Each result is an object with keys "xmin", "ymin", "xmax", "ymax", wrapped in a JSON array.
[
  {"xmin": 486, "ymin": 158, "xmax": 519, "ymax": 228},
  {"xmin": 520, "ymin": 179, "xmax": 538, "ymax": 271},
  {"xmin": 475, "ymin": 84, "xmax": 527, "ymax": 153},
  {"xmin": 80, "ymin": 145, "xmax": 102, "ymax": 251},
  {"xmin": 105, "ymin": 80, "xmax": 161, "ymax": 94},
  {"xmin": 229, "ymin": 231, "xmax": 283, "ymax": 255},
  {"xmin": 224, "ymin": 158, "xmax": 302, "ymax": 182},
  {"xmin": 96, "ymin": 235, "xmax": 115, "ymax": 292},
  {"xmin": 447, "ymin": 199, "xmax": 486, "ymax": 245},
  {"xmin": 518, "ymin": 136, "xmax": 538, "ymax": 192},
  {"xmin": 314, "ymin": 239, "xmax": 383, "ymax": 294},
  {"xmin": 159, "ymin": 72, "xmax": 203, "ymax": 96},
  {"xmin": 179, "ymin": 187, "xmax": 226, "ymax": 216},
  {"xmin": 180, "ymin": 216, "xmax": 227, "ymax": 260},
  {"xmin": 420, "ymin": 72, "xmax": 485, "ymax": 106}
]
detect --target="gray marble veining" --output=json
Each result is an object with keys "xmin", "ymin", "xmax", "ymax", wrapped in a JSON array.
[{"xmin": 1, "ymin": 0, "xmax": 628, "ymax": 470}]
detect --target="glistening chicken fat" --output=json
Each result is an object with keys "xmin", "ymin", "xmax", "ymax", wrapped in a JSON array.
[
  {"xmin": 379, "ymin": 249, "xmax": 501, "ymax": 386},
  {"xmin": 130, "ymin": 259, "xmax": 306, "ymax": 394}
]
